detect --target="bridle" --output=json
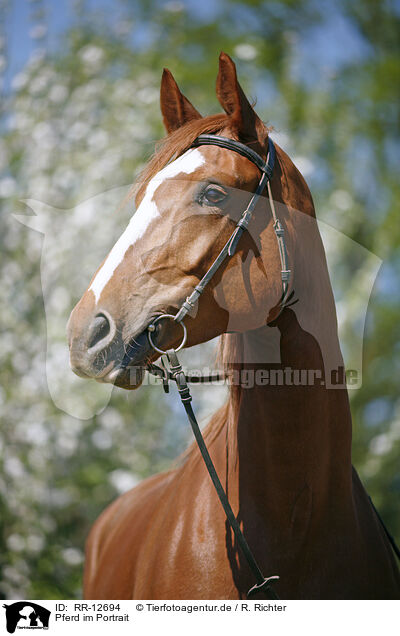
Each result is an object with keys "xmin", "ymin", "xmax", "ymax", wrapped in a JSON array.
[
  {"xmin": 117, "ymin": 133, "xmax": 400, "ymax": 597},
  {"xmin": 107, "ymin": 130, "xmax": 400, "ymax": 599},
  {"xmin": 145, "ymin": 134, "xmax": 291, "ymax": 599},
  {"xmin": 129, "ymin": 134, "xmax": 400, "ymax": 597},
  {"xmin": 150, "ymin": 134, "xmax": 290, "ymax": 335},
  {"xmin": 144, "ymin": 134, "xmax": 290, "ymax": 599}
]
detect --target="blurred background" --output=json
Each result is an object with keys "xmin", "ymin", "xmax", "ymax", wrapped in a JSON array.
[{"xmin": 0, "ymin": 0, "xmax": 399, "ymax": 599}]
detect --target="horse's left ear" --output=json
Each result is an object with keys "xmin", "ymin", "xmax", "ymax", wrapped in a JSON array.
[
  {"xmin": 160, "ymin": 69, "xmax": 202, "ymax": 134},
  {"xmin": 216, "ymin": 52, "xmax": 264, "ymax": 142}
]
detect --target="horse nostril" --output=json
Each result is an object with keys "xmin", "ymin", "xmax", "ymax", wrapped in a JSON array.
[{"xmin": 88, "ymin": 313, "xmax": 113, "ymax": 350}]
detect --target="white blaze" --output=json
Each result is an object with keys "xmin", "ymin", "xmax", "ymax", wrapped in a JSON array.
[{"xmin": 89, "ymin": 148, "xmax": 205, "ymax": 302}]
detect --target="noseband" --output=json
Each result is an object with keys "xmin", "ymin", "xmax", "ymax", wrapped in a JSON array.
[{"xmin": 146, "ymin": 134, "xmax": 290, "ymax": 600}]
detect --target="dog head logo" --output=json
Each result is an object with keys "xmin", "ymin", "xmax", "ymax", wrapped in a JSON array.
[{"xmin": 3, "ymin": 602, "xmax": 50, "ymax": 633}]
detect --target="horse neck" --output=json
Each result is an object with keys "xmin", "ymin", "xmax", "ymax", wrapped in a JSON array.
[
  {"xmin": 225, "ymin": 146, "xmax": 354, "ymax": 521},
  {"xmin": 229, "ymin": 315, "xmax": 353, "ymax": 498}
]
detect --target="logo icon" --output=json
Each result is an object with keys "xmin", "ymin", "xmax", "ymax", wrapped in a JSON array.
[{"xmin": 2, "ymin": 602, "xmax": 51, "ymax": 633}]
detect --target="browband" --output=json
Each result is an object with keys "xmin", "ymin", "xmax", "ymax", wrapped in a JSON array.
[{"xmin": 191, "ymin": 134, "xmax": 275, "ymax": 180}]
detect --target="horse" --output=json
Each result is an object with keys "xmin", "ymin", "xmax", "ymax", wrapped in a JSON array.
[{"xmin": 67, "ymin": 52, "xmax": 400, "ymax": 599}]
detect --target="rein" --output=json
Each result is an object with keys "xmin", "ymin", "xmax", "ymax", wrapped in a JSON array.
[{"xmin": 146, "ymin": 134, "xmax": 288, "ymax": 599}]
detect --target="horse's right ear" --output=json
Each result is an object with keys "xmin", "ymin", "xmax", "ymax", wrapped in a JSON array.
[
  {"xmin": 160, "ymin": 69, "xmax": 202, "ymax": 134},
  {"xmin": 216, "ymin": 52, "xmax": 263, "ymax": 142}
]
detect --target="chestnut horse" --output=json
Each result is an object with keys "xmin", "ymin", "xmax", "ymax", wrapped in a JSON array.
[{"xmin": 67, "ymin": 53, "xmax": 400, "ymax": 599}]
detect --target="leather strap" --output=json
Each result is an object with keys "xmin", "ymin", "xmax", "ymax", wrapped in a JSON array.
[
  {"xmin": 146, "ymin": 134, "xmax": 283, "ymax": 598},
  {"xmin": 148, "ymin": 362, "xmax": 225, "ymax": 394},
  {"xmin": 174, "ymin": 135, "xmax": 280, "ymax": 324},
  {"xmin": 368, "ymin": 496, "xmax": 400, "ymax": 562},
  {"xmin": 165, "ymin": 349, "xmax": 280, "ymax": 600},
  {"xmin": 192, "ymin": 134, "xmax": 275, "ymax": 180}
]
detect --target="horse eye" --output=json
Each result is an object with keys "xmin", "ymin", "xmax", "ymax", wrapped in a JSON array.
[{"xmin": 202, "ymin": 185, "xmax": 227, "ymax": 206}]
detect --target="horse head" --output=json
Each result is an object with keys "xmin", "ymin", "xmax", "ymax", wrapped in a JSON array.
[{"xmin": 67, "ymin": 53, "xmax": 312, "ymax": 389}]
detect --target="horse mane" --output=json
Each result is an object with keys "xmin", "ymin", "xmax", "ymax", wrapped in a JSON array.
[{"xmin": 135, "ymin": 114, "xmax": 232, "ymax": 202}]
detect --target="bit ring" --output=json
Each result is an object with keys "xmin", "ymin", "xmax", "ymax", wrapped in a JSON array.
[{"xmin": 147, "ymin": 314, "xmax": 187, "ymax": 355}]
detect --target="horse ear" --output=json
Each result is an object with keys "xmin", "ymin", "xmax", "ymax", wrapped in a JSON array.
[
  {"xmin": 216, "ymin": 52, "xmax": 263, "ymax": 142},
  {"xmin": 160, "ymin": 69, "xmax": 202, "ymax": 134}
]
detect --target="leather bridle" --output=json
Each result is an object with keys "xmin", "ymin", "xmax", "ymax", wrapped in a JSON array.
[
  {"xmin": 111, "ymin": 132, "xmax": 400, "ymax": 599},
  {"xmin": 145, "ymin": 134, "xmax": 291, "ymax": 599}
]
